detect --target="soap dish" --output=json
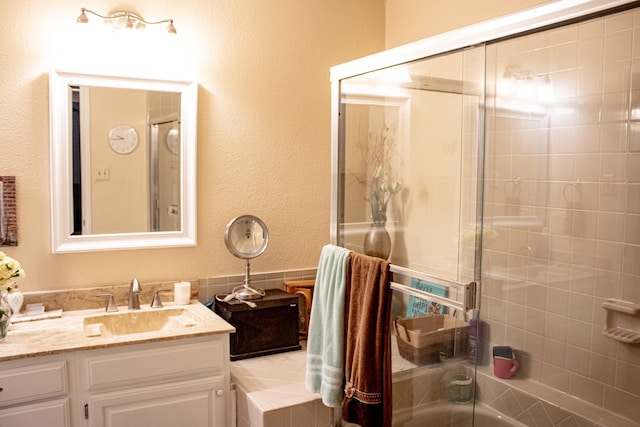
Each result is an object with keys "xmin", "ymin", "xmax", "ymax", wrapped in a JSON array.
[{"xmin": 602, "ymin": 299, "xmax": 640, "ymax": 344}]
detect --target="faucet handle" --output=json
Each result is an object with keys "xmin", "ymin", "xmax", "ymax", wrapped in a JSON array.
[
  {"xmin": 96, "ymin": 294, "xmax": 118, "ymax": 312},
  {"xmin": 151, "ymin": 289, "xmax": 172, "ymax": 308}
]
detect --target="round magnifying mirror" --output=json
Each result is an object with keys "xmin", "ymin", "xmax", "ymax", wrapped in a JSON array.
[{"xmin": 224, "ymin": 215, "xmax": 269, "ymax": 300}]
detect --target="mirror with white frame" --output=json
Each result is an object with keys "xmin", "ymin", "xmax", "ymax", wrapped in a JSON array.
[{"xmin": 49, "ymin": 70, "xmax": 198, "ymax": 253}]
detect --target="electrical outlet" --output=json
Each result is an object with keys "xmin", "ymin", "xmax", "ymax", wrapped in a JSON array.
[{"xmin": 95, "ymin": 167, "xmax": 110, "ymax": 181}]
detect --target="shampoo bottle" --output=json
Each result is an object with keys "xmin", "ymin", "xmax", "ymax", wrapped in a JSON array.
[{"xmin": 468, "ymin": 314, "xmax": 484, "ymax": 364}]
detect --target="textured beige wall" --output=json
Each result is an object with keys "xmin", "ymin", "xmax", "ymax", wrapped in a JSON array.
[
  {"xmin": 90, "ymin": 87, "xmax": 148, "ymax": 234},
  {"xmin": 0, "ymin": 0, "xmax": 384, "ymax": 291},
  {"xmin": 385, "ymin": 0, "xmax": 551, "ymax": 47}
]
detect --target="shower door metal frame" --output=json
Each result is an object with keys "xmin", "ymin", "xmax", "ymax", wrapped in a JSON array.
[{"xmin": 329, "ymin": 1, "xmax": 638, "ymax": 425}]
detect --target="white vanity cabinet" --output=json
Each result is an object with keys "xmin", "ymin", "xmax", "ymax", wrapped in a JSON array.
[
  {"xmin": 79, "ymin": 335, "xmax": 229, "ymax": 427},
  {"xmin": 0, "ymin": 354, "xmax": 73, "ymax": 427}
]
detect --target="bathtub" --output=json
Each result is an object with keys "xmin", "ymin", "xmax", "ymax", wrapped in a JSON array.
[{"xmin": 392, "ymin": 403, "xmax": 524, "ymax": 427}]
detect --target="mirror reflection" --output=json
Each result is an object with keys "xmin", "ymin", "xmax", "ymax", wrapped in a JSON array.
[
  {"xmin": 71, "ymin": 85, "xmax": 181, "ymax": 235},
  {"xmin": 49, "ymin": 70, "xmax": 197, "ymax": 253},
  {"xmin": 225, "ymin": 216, "xmax": 269, "ymax": 258}
]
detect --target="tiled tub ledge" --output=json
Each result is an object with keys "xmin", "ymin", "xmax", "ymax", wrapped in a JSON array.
[
  {"xmin": 231, "ymin": 347, "xmax": 639, "ymax": 427},
  {"xmin": 231, "ymin": 343, "xmax": 334, "ymax": 427},
  {"xmin": 476, "ymin": 366, "xmax": 639, "ymax": 427}
]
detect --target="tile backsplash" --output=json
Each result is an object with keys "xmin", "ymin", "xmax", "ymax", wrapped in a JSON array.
[{"xmin": 197, "ymin": 268, "xmax": 318, "ymax": 304}]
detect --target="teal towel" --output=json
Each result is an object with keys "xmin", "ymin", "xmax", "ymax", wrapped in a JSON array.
[{"xmin": 305, "ymin": 244, "xmax": 351, "ymax": 407}]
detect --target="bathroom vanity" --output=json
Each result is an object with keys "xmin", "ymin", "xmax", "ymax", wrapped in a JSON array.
[{"xmin": 0, "ymin": 302, "xmax": 234, "ymax": 427}]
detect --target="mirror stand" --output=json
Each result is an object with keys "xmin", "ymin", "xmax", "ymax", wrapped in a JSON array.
[
  {"xmin": 222, "ymin": 215, "xmax": 270, "ymax": 302},
  {"xmin": 231, "ymin": 258, "xmax": 266, "ymax": 300}
]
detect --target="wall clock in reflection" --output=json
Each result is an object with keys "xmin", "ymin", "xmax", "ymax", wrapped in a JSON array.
[
  {"xmin": 222, "ymin": 214, "xmax": 269, "ymax": 301},
  {"xmin": 108, "ymin": 124, "xmax": 138, "ymax": 154}
]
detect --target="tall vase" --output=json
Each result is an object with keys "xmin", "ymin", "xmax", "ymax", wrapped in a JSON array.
[
  {"xmin": 364, "ymin": 222, "xmax": 391, "ymax": 260},
  {"xmin": 7, "ymin": 287, "xmax": 23, "ymax": 316}
]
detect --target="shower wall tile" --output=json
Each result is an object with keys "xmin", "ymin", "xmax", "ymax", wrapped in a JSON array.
[
  {"xmin": 567, "ymin": 319, "xmax": 592, "ymax": 349},
  {"xmin": 575, "ymin": 124, "xmax": 601, "ymax": 152},
  {"xmin": 566, "ymin": 345, "xmax": 591, "ymax": 376},
  {"xmin": 525, "ymin": 307, "xmax": 546, "ymax": 335},
  {"xmin": 624, "ymin": 214, "xmax": 640, "ymax": 244},
  {"xmin": 605, "ymin": 11, "xmax": 634, "ymax": 33},
  {"xmin": 604, "ymin": 31, "xmax": 633, "ymax": 63},
  {"xmin": 626, "ymin": 184, "xmax": 640, "ymax": 213},
  {"xmin": 600, "ymin": 122, "xmax": 627, "ymax": 152},
  {"xmin": 603, "ymin": 61, "xmax": 630, "ymax": 93},
  {"xmin": 617, "ymin": 362, "xmax": 640, "ymax": 395},
  {"xmin": 484, "ymin": 11, "xmax": 640, "ymax": 421},
  {"xmin": 597, "ymin": 212, "xmax": 625, "ymax": 241},
  {"xmin": 603, "ymin": 386, "xmax": 640, "ymax": 423},
  {"xmin": 574, "ymin": 154, "xmax": 600, "ymax": 181},
  {"xmin": 544, "ymin": 338, "xmax": 566, "ymax": 368},
  {"xmin": 628, "ymin": 153, "xmax": 640, "ymax": 181},
  {"xmin": 547, "ymin": 287, "xmax": 570, "ymax": 314},
  {"xmin": 579, "ymin": 18, "xmax": 604, "ymax": 40},
  {"xmin": 620, "ymin": 273, "xmax": 640, "ymax": 302},
  {"xmin": 590, "ymin": 352, "xmax": 617, "ymax": 385},
  {"xmin": 602, "ymin": 91, "xmax": 629, "ymax": 123},
  {"xmin": 540, "ymin": 363, "xmax": 570, "ymax": 392},
  {"xmin": 577, "ymin": 63, "xmax": 603, "ymax": 94},
  {"xmin": 568, "ymin": 293, "xmax": 594, "ymax": 322},
  {"xmin": 622, "ymin": 244, "xmax": 640, "ymax": 276},
  {"xmin": 598, "ymin": 182, "xmax": 626, "ymax": 212},
  {"xmin": 569, "ymin": 372, "xmax": 604, "ymax": 406}
]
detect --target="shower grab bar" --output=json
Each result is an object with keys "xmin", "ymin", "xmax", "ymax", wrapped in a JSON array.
[{"xmin": 389, "ymin": 264, "xmax": 479, "ymax": 312}]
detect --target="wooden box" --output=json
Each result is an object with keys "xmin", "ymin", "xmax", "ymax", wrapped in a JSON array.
[{"xmin": 214, "ymin": 289, "xmax": 301, "ymax": 361}]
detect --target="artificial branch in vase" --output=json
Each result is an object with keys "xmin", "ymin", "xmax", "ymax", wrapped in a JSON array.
[{"xmin": 370, "ymin": 165, "xmax": 402, "ymax": 224}]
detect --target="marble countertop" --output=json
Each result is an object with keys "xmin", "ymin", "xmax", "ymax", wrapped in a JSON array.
[{"xmin": 0, "ymin": 301, "xmax": 235, "ymax": 362}]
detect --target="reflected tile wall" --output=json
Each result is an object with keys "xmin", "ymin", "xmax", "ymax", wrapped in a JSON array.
[{"xmin": 482, "ymin": 7, "xmax": 640, "ymax": 424}]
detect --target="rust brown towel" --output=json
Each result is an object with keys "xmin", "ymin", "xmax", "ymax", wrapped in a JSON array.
[{"xmin": 342, "ymin": 252, "xmax": 392, "ymax": 427}]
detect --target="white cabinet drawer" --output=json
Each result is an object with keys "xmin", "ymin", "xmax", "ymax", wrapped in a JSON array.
[
  {"xmin": 0, "ymin": 361, "xmax": 68, "ymax": 407},
  {"xmin": 0, "ymin": 397, "xmax": 71, "ymax": 427},
  {"xmin": 84, "ymin": 337, "xmax": 224, "ymax": 390}
]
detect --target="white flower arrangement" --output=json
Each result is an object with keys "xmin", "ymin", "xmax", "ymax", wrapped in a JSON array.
[{"xmin": 0, "ymin": 251, "xmax": 25, "ymax": 293}]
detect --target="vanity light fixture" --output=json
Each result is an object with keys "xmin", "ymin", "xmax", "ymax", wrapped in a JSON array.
[{"xmin": 76, "ymin": 8, "xmax": 177, "ymax": 34}]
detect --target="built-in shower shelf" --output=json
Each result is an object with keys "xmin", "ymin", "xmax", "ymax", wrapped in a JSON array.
[{"xmin": 602, "ymin": 299, "xmax": 640, "ymax": 344}]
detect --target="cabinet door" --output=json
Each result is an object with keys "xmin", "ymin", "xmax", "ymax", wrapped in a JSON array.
[
  {"xmin": 86, "ymin": 376, "xmax": 225, "ymax": 427},
  {"xmin": 0, "ymin": 398, "xmax": 71, "ymax": 427}
]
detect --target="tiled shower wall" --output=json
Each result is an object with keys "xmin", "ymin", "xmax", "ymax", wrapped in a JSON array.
[{"xmin": 482, "ymin": 7, "xmax": 640, "ymax": 424}]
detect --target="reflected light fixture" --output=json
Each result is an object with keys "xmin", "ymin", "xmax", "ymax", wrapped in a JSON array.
[
  {"xmin": 76, "ymin": 8, "xmax": 177, "ymax": 34},
  {"xmin": 500, "ymin": 66, "xmax": 554, "ymax": 101}
]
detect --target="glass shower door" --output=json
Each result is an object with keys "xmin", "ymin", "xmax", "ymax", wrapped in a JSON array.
[{"xmin": 336, "ymin": 45, "xmax": 486, "ymax": 425}]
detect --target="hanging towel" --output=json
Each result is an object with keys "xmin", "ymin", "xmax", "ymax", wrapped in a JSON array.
[
  {"xmin": 342, "ymin": 252, "xmax": 392, "ymax": 427},
  {"xmin": 305, "ymin": 244, "xmax": 351, "ymax": 407}
]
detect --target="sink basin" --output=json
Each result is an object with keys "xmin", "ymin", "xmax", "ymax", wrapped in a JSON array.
[{"xmin": 83, "ymin": 307, "xmax": 201, "ymax": 337}]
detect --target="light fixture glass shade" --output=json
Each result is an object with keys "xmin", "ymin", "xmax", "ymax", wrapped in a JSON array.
[
  {"xmin": 76, "ymin": 8, "xmax": 176, "ymax": 34},
  {"xmin": 76, "ymin": 10, "xmax": 89, "ymax": 24}
]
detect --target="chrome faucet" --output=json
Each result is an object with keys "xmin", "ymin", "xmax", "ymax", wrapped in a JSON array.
[{"xmin": 128, "ymin": 278, "xmax": 142, "ymax": 310}]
